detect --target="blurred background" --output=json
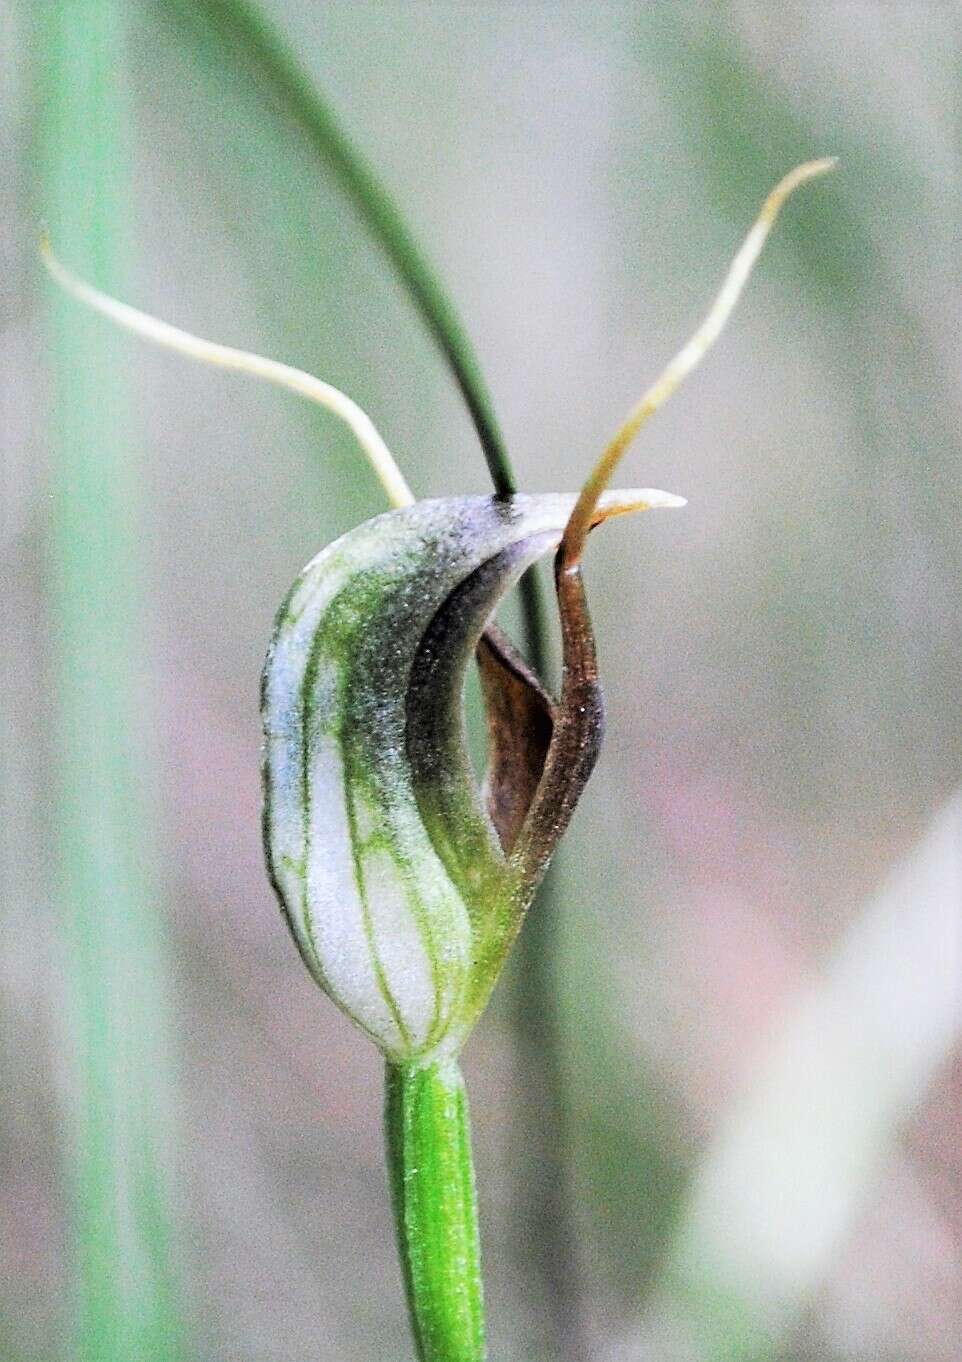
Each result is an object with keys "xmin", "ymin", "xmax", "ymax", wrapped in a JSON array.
[{"xmin": 3, "ymin": 3, "xmax": 960, "ymax": 1360}]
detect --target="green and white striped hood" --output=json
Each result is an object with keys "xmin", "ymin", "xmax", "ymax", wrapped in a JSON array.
[{"xmin": 261, "ymin": 490, "xmax": 667, "ymax": 1063}]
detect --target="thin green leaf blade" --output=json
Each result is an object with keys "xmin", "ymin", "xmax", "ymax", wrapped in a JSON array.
[{"xmin": 36, "ymin": 4, "xmax": 184, "ymax": 1359}]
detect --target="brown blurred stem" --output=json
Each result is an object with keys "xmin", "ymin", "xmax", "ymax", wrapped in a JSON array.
[{"xmin": 506, "ymin": 567, "xmax": 591, "ymax": 1362}]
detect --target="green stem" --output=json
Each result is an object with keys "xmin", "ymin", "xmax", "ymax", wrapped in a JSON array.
[{"xmin": 385, "ymin": 1060, "xmax": 485, "ymax": 1362}]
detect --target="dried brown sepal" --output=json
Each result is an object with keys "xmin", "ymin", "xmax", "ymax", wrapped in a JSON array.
[
  {"xmin": 476, "ymin": 624, "xmax": 556, "ymax": 856},
  {"xmin": 506, "ymin": 559, "xmax": 605, "ymax": 891}
]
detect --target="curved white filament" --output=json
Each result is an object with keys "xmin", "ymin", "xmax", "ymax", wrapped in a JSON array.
[
  {"xmin": 562, "ymin": 157, "xmax": 836, "ymax": 564},
  {"xmin": 40, "ymin": 236, "xmax": 415, "ymax": 510}
]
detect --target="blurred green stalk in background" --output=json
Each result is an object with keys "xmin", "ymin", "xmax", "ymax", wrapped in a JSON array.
[{"xmin": 37, "ymin": 3, "xmax": 184, "ymax": 1359}]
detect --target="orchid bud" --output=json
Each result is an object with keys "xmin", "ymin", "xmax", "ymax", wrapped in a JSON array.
[{"xmin": 260, "ymin": 489, "xmax": 683, "ymax": 1063}]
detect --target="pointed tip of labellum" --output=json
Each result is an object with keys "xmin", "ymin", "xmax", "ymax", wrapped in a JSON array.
[{"xmin": 591, "ymin": 488, "xmax": 687, "ymax": 525}]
